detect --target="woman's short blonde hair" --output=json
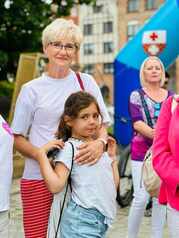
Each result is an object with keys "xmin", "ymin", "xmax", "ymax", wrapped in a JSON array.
[
  {"xmin": 140, "ymin": 56, "xmax": 166, "ymax": 87},
  {"xmin": 42, "ymin": 18, "xmax": 83, "ymax": 49}
]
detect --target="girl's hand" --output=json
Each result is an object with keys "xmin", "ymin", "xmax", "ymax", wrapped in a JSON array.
[
  {"xmin": 107, "ymin": 136, "xmax": 117, "ymax": 158},
  {"xmin": 75, "ymin": 139, "xmax": 104, "ymax": 165},
  {"xmin": 37, "ymin": 139, "xmax": 64, "ymax": 159}
]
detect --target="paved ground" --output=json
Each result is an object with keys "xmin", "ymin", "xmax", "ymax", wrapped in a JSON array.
[{"xmin": 9, "ymin": 179, "xmax": 169, "ymax": 238}]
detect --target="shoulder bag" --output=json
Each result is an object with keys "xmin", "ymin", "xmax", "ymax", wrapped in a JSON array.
[{"xmin": 141, "ymin": 94, "xmax": 177, "ymax": 197}]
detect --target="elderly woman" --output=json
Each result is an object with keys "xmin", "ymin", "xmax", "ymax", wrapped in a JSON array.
[
  {"xmin": 0, "ymin": 114, "xmax": 13, "ymax": 237},
  {"xmin": 11, "ymin": 18, "xmax": 110, "ymax": 238},
  {"xmin": 128, "ymin": 56, "xmax": 173, "ymax": 238}
]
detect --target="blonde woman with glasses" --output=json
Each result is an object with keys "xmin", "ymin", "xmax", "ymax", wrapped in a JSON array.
[{"xmin": 11, "ymin": 18, "xmax": 110, "ymax": 238}]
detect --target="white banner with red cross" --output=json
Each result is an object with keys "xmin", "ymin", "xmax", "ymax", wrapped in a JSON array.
[{"xmin": 142, "ymin": 30, "xmax": 166, "ymax": 56}]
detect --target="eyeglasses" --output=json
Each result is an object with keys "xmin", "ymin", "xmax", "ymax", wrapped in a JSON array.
[
  {"xmin": 49, "ymin": 42, "xmax": 77, "ymax": 54},
  {"xmin": 154, "ymin": 102, "xmax": 161, "ymax": 118}
]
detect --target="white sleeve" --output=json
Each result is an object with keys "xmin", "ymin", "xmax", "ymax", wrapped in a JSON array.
[
  {"xmin": 81, "ymin": 73, "xmax": 111, "ymax": 125},
  {"xmin": 11, "ymin": 84, "xmax": 36, "ymax": 137},
  {"xmin": 54, "ymin": 142, "xmax": 73, "ymax": 171}
]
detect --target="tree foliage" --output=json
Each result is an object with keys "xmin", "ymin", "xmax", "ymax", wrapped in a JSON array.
[{"xmin": 0, "ymin": 0, "xmax": 95, "ymax": 81}]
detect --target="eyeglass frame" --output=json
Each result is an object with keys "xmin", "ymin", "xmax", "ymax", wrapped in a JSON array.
[{"xmin": 48, "ymin": 41, "xmax": 78, "ymax": 54}]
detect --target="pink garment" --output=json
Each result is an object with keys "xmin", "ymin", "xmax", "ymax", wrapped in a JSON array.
[{"xmin": 153, "ymin": 96, "xmax": 179, "ymax": 211}]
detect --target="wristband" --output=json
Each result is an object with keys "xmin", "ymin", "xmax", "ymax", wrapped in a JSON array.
[{"xmin": 98, "ymin": 138, "xmax": 108, "ymax": 151}]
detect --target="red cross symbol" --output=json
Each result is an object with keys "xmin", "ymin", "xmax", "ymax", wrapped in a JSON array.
[{"xmin": 150, "ymin": 32, "xmax": 158, "ymax": 41}]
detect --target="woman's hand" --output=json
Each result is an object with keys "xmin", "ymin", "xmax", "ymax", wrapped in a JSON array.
[
  {"xmin": 150, "ymin": 128, "xmax": 155, "ymax": 138},
  {"xmin": 133, "ymin": 120, "xmax": 155, "ymax": 139},
  {"xmin": 75, "ymin": 139, "xmax": 105, "ymax": 165}
]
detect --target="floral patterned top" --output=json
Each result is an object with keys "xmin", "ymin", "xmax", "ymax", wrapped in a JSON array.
[{"xmin": 129, "ymin": 89, "xmax": 173, "ymax": 161}]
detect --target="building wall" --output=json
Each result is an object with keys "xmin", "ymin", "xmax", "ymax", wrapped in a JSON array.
[
  {"xmin": 79, "ymin": 0, "xmax": 119, "ymax": 104},
  {"xmin": 118, "ymin": 0, "xmax": 164, "ymax": 48}
]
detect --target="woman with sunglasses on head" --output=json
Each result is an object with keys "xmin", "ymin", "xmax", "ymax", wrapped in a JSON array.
[
  {"xmin": 11, "ymin": 18, "xmax": 110, "ymax": 238},
  {"xmin": 127, "ymin": 56, "xmax": 173, "ymax": 238}
]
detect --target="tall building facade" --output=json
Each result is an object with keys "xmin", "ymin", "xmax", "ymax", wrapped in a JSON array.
[{"xmin": 78, "ymin": 0, "xmax": 119, "ymax": 103}]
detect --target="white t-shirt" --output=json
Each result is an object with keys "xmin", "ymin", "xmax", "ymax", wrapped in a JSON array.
[
  {"xmin": 54, "ymin": 138, "xmax": 117, "ymax": 226},
  {"xmin": 0, "ymin": 115, "xmax": 13, "ymax": 211},
  {"xmin": 11, "ymin": 70, "xmax": 110, "ymax": 179}
]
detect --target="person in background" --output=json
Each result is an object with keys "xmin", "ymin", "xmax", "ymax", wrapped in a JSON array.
[
  {"xmin": 153, "ymin": 95, "xmax": 179, "ymax": 238},
  {"xmin": 128, "ymin": 56, "xmax": 173, "ymax": 238},
  {"xmin": 11, "ymin": 18, "xmax": 110, "ymax": 238},
  {"xmin": 37, "ymin": 91, "xmax": 119, "ymax": 238},
  {"xmin": 0, "ymin": 114, "xmax": 13, "ymax": 237}
]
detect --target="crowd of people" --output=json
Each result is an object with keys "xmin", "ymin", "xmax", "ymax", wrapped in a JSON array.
[{"xmin": 0, "ymin": 18, "xmax": 179, "ymax": 238}]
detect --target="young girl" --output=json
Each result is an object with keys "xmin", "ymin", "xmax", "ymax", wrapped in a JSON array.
[{"xmin": 37, "ymin": 91, "xmax": 119, "ymax": 238}]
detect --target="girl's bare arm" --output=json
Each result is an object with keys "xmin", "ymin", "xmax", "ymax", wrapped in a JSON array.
[
  {"xmin": 37, "ymin": 140, "xmax": 68, "ymax": 193},
  {"xmin": 112, "ymin": 159, "xmax": 120, "ymax": 190}
]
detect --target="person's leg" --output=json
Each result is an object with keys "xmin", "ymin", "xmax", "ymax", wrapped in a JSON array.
[
  {"xmin": 151, "ymin": 198, "xmax": 166, "ymax": 238},
  {"xmin": 0, "ymin": 210, "xmax": 9, "ymax": 237},
  {"xmin": 21, "ymin": 179, "xmax": 53, "ymax": 238},
  {"xmin": 127, "ymin": 160, "xmax": 149, "ymax": 238},
  {"xmin": 167, "ymin": 204, "xmax": 179, "ymax": 238},
  {"xmin": 60, "ymin": 200, "xmax": 108, "ymax": 238}
]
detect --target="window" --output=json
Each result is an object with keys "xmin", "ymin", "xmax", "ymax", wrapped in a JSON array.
[
  {"xmin": 128, "ymin": 0, "xmax": 139, "ymax": 12},
  {"xmin": 103, "ymin": 42, "xmax": 114, "ymax": 54},
  {"xmin": 93, "ymin": 4, "xmax": 103, "ymax": 13},
  {"xmin": 83, "ymin": 64, "xmax": 94, "ymax": 74},
  {"xmin": 83, "ymin": 43, "xmax": 94, "ymax": 55},
  {"xmin": 83, "ymin": 24, "xmax": 93, "ymax": 35},
  {"xmin": 145, "ymin": 0, "xmax": 157, "ymax": 10},
  {"xmin": 103, "ymin": 63, "xmax": 113, "ymax": 74},
  {"xmin": 103, "ymin": 21, "xmax": 113, "ymax": 33},
  {"xmin": 127, "ymin": 21, "xmax": 139, "ymax": 40}
]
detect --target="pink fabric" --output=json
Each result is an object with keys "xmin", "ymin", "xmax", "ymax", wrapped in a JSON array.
[{"xmin": 152, "ymin": 96, "xmax": 179, "ymax": 211}]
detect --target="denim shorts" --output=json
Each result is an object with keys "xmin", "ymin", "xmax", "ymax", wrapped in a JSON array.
[{"xmin": 59, "ymin": 200, "xmax": 108, "ymax": 238}]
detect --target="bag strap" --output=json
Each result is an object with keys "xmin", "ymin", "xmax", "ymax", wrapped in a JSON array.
[
  {"xmin": 55, "ymin": 142, "xmax": 74, "ymax": 238},
  {"xmin": 138, "ymin": 89, "xmax": 153, "ymax": 128},
  {"xmin": 75, "ymin": 72, "xmax": 85, "ymax": 91}
]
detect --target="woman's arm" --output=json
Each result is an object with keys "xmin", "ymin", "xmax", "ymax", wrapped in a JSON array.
[
  {"xmin": 14, "ymin": 135, "xmax": 39, "ymax": 160},
  {"xmin": 133, "ymin": 121, "xmax": 154, "ymax": 139},
  {"xmin": 11, "ymin": 85, "xmax": 41, "ymax": 159},
  {"xmin": 153, "ymin": 97, "xmax": 179, "ymax": 194},
  {"xmin": 129, "ymin": 90, "xmax": 154, "ymax": 139},
  {"xmin": 37, "ymin": 140, "xmax": 69, "ymax": 193}
]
